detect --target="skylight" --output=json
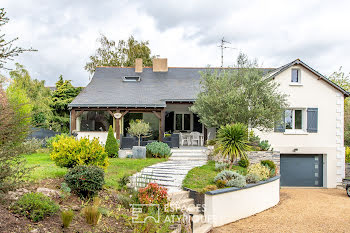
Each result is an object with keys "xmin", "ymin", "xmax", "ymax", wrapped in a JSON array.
[{"xmin": 122, "ymin": 76, "xmax": 140, "ymax": 82}]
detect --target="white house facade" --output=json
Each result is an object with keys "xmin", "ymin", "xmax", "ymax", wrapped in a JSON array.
[{"xmin": 256, "ymin": 59, "xmax": 348, "ymax": 188}]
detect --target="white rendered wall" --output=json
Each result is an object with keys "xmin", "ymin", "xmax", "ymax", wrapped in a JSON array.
[
  {"xmin": 255, "ymin": 65, "xmax": 345, "ymax": 187},
  {"xmin": 204, "ymin": 178, "xmax": 280, "ymax": 227}
]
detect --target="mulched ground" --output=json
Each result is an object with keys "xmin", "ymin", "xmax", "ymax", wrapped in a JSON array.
[
  {"xmin": 0, "ymin": 179, "xmax": 134, "ymax": 233},
  {"xmin": 213, "ymin": 188, "xmax": 350, "ymax": 233}
]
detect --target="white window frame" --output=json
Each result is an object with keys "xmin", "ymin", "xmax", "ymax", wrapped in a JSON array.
[
  {"xmin": 174, "ymin": 112, "xmax": 192, "ymax": 132},
  {"xmin": 285, "ymin": 108, "xmax": 306, "ymax": 134},
  {"xmin": 291, "ymin": 69, "xmax": 301, "ymax": 84}
]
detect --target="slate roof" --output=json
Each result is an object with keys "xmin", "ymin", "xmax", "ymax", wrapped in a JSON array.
[{"xmin": 69, "ymin": 67, "xmax": 274, "ymax": 108}]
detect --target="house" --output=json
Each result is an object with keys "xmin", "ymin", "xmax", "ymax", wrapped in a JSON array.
[{"xmin": 68, "ymin": 58, "xmax": 348, "ymax": 188}]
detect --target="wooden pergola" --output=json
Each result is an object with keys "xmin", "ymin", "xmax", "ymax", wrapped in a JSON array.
[{"xmin": 70, "ymin": 107, "xmax": 166, "ymax": 141}]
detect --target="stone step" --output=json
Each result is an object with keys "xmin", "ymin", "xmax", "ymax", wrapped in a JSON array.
[
  {"xmin": 170, "ymin": 198, "xmax": 194, "ymax": 209},
  {"xmin": 168, "ymin": 190, "xmax": 189, "ymax": 201},
  {"xmin": 170, "ymin": 157, "xmax": 207, "ymax": 161},
  {"xmin": 194, "ymin": 223, "xmax": 213, "ymax": 233}
]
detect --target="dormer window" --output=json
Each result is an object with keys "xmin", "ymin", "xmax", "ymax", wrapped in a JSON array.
[
  {"xmin": 123, "ymin": 76, "xmax": 140, "ymax": 82},
  {"xmin": 291, "ymin": 69, "xmax": 301, "ymax": 83}
]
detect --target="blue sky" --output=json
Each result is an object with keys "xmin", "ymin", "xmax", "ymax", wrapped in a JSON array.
[{"xmin": 2, "ymin": 0, "xmax": 350, "ymax": 86}]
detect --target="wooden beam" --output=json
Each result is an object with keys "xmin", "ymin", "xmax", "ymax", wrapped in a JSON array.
[
  {"xmin": 116, "ymin": 109, "xmax": 121, "ymax": 140},
  {"xmin": 121, "ymin": 110, "xmax": 129, "ymax": 117},
  {"xmin": 71, "ymin": 109, "xmax": 76, "ymax": 133},
  {"xmin": 108, "ymin": 110, "xmax": 114, "ymax": 117},
  {"xmin": 152, "ymin": 111, "xmax": 161, "ymax": 119},
  {"xmin": 159, "ymin": 109, "xmax": 165, "ymax": 141}
]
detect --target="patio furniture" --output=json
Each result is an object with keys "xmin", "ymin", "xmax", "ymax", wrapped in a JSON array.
[
  {"xmin": 180, "ymin": 132, "xmax": 191, "ymax": 146},
  {"xmin": 163, "ymin": 133, "xmax": 179, "ymax": 148},
  {"xmin": 190, "ymin": 132, "xmax": 201, "ymax": 146}
]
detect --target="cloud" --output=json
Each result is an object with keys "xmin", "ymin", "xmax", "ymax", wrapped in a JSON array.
[{"xmin": 1, "ymin": 0, "xmax": 350, "ymax": 86}]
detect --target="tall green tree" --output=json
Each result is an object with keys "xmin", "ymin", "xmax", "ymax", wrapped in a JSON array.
[
  {"xmin": 84, "ymin": 34, "xmax": 155, "ymax": 75},
  {"xmin": 329, "ymin": 67, "xmax": 350, "ymax": 146},
  {"xmin": 191, "ymin": 53, "xmax": 288, "ymax": 130},
  {"xmin": 8, "ymin": 63, "xmax": 52, "ymax": 128},
  {"xmin": 51, "ymin": 75, "xmax": 82, "ymax": 133}
]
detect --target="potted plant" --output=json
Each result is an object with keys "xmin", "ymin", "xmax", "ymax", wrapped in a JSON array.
[{"xmin": 127, "ymin": 120, "xmax": 151, "ymax": 158}]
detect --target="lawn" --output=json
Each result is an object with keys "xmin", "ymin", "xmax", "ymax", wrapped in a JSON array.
[
  {"xmin": 24, "ymin": 153, "xmax": 167, "ymax": 189},
  {"xmin": 182, "ymin": 160, "xmax": 246, "ymax": 192}
]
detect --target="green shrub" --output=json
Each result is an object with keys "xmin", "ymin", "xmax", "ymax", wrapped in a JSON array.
[
  {"xmin": 215, "ymin": 162, "xmax": 229, "ymax": 171},
  {"xmin": 11, "ymin": 193, "xmax": 59, "ymax": 222},
  {"xmin": 215, "ymin": 179, "xmax": 226, "ymax": 188},
  {"xmin": 238, "ymin": 158, "xmax": 250, "ymax": 168},
  {"xmin": 61, "ymin": 210, "xmax": 74, "ymax": 228},
  {"xmin": 246, "ymin": 173, "xmax": 261, "ymax": 183},
  {"xmin": 22, "ymin": 138, "xmax": 43, "ymax": 154},
  {"xmin": 247, "ymin": 163, "xmax": 270, "ymax": 181},
  {"xmin": 346, "ymin": 147, "xmax": 350, "ymax": 163},
  {"xmin": 201, "ymin": 184, "xmax": 218, "ymax": 193},
  {"xmin": 45, "ymin": 134, "xmax": 68, "ymax": 150},
  {"xmin": 259, "ymin": 140, "xmax": 271, "ymax": 151},
  {"xmin": 60, "ymin": 182, "xmax": 71, "ymax": 199},
  {"xmin": 50, "ymin": 136, "xmax": 109, "ymax": 169},
  {"xmin": 146, "ymin": 142, "xmax": 171, "ymax": 158},
  {"xmin": 214, "ymin": 170, "xmax": 247, "ymax": 188},
  {"xmin": 260, "ymin": 160, "xmax": 276, "ymax": 170},
  {"xmin": 105, "ymin": 126, "xmax": 119, "ymax": 158},
  {"xmin": 118, "ymin": 175, "xmax": 130, "ymax": 190},
  {"xmin": 115, "ymin": 193, "xmax": 134, "ymax": 209},
  {"xmin": 64, "ymin": 165, "xmax": 105, "ymax": 199}
]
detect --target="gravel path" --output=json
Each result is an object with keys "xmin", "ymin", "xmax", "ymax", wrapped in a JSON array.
[{"xmin": 213, "ymin": 188, "xmax": 350, "ymax": 233}]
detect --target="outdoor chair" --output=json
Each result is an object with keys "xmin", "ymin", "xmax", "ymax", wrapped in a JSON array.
[
  {"xmin": 180, "ymin": 132, "xmax": 190, "ymax": 146},
  {"xmin": 190, "ymin": 132, "xmax": 200, "ymax": 146}
]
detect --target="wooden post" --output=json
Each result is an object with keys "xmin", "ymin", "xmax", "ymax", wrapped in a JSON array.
[
  {"xmin": 71, "ymin": 109, "xmax": 76, "ymax": 133},
  {"xmin": 159, "ymin": 109, "xmax": 165, "ymax": 141},
  {"xmin": 116, "ymin": 109, "xmax": 121, "ymax": 140}
]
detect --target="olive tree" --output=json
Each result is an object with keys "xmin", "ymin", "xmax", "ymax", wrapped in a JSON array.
[
  {"xmin": 191, "ymin": 53, "xmax": 288, "ymax": 130},
  {"xmin": 127, "ymin": 120, "xmax": 151, "ymax": 146}
]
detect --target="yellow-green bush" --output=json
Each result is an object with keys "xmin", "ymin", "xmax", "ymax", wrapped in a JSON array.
[
  {"xmin": 346, "ymin": 147, "xmax": 350, "ymax": 163},
  {"xmin": 50, "ymin": 136, "xmax": 109, "ymax": 169},
  {"xmin": 247, "ymin": 163, "xmax": 270, "ymax": 181}
]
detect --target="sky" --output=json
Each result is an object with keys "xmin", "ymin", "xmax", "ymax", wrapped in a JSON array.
[{"xmin": 2, "ymin": 0, "xmax": 350, "ymax": 86}]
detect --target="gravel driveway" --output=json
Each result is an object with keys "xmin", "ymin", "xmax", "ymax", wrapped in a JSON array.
[{"xmin": 213, "ymin": 188, "xmax": 350, "ymax": 233}]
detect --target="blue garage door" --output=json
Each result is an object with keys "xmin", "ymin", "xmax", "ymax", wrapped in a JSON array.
[{"xmin": 280, "ymin": 154, "xmax": 323, "ymax": 187}]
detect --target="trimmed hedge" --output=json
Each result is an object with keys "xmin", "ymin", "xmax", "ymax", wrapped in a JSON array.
[{"xmin": 105, "ymin": 126, "xmax": 119, "ymax": 158}]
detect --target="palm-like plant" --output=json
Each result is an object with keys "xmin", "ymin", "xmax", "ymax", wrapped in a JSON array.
[{"xmin": 215, "ymin": 123, "xmax": 251, "ymax": 169}]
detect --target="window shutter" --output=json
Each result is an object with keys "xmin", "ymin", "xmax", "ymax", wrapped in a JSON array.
[
  {"xmin": 274, "ymin": 111, "xmax": 285, "ymax": 132},
  {"xmin": 307, "ymin": 108, "xmax": 318, "ymax": 133}
]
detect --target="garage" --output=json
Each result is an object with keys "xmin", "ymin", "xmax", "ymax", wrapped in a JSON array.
[{"xmin": 280, "ymin": 154, "xmax": 323, "ymax": 187}]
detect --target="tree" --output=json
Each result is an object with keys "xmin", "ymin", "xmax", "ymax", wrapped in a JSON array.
[
  {"xmin": 191, "ymin": 53, "xmax": 288, "ymax": 130},
  {"xmin": 84, "ymin": 34, "xmax": 155, "ymax": 75},
  {"xmin": 128, "ymin": 120, "xmax": 151, "ymax": 146},
  {"xmin": 51, "ymin": 75, "xmax": 82, "ymax": 133},
  {"xmin": 329, "ymin": 67, "xmax": 350, "ymax": 146},
  {"xmin": 0, "ymin": 8, "xmax": 35, "ymax": 70},
  {"xmin": 105, "ymin": 125, "xmax": 119, "ymax": 158},
  {"xmin": 215, "ymin": 123, "xmax": 251, "ymax": 169},
  {"xmin": 0, "ymin": 86, "xmax": 31, "ymax": 194},
  {"xmin": 7, "ymin": 63, "xmax": 52, "ymax": 128}
]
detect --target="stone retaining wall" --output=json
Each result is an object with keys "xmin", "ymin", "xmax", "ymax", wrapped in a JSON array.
[{"xmin": 247, "ymin": 151, "xmax": 280, "ymax": 174}]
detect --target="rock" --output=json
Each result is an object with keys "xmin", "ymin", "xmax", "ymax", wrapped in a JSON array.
[
  {"xmin": 8, "ymin": 188, "xmax": 30, "ymax": 200},
  {"xmin": 132, "ymin": 146, "xmax": 146, "ymax": 159},
  {"xmin": 30, "ymin": 229, "xmax": 38, "ymax": 233},
  {"xmin": 36, "ymin": 187, "xmax": 60, "ymax": 198},
  {"xmin": 119, "ymin": 149, "xmax": 132, "ymax": 158}
]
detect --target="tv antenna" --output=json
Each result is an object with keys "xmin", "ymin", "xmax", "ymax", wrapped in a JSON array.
[{"xmin": 218, "ymin": 37, "xmax": 236, "ymax": 67}]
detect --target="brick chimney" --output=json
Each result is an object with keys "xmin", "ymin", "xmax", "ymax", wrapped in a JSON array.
[
  {"xmin": 135, "ymin": 58, "xmax": 143, "ymax": 73},
  {"xmin": 152, "ymin": 58, "xmax": 168, "ymax": 72}
]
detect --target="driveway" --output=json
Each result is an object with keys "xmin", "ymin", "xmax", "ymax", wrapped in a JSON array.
[{"xmin": 213, "ymin": 188, "xmax": 350, "ymax": 233}]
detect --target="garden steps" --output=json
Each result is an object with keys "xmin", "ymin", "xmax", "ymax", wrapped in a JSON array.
[
  {"xmin": 130, "ymin": 148, "xmax": 207, "ymax": 193},
  {"xmin": 169, "ymin": 191, "xmax": 212, "ymax": 233}
]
